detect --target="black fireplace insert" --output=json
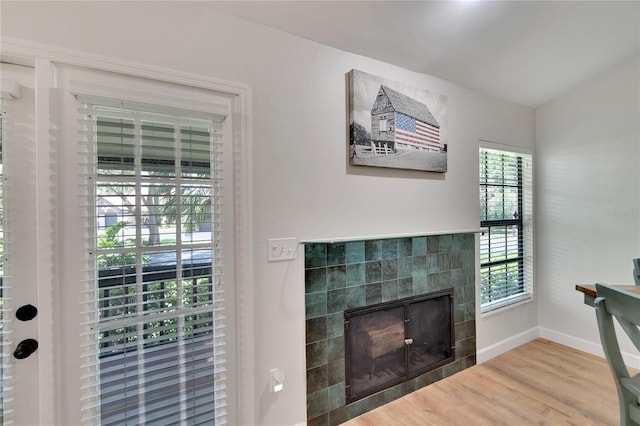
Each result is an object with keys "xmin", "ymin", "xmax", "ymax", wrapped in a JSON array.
[{"xmin": 344, "ymin": 289, "xmax": 454, "ymax": 403}]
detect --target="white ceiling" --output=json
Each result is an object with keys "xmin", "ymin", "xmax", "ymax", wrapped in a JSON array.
[{"xmin": 209, "ymin": 1, "xmax": 640, "ymax": 108}]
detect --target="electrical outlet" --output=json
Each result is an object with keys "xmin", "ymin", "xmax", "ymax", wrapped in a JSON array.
[
  {"xmin": 270, "ymin": 368, "xmax": 285, "ymax": 392},
  {"xmin": 267, "ymin": 238, "xmax": 297, "ymax": 262}
]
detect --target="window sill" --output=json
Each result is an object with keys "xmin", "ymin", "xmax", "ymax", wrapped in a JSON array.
[{"xmin": 480, "ymin": 294, "xmax": 534, "ymax": 318}]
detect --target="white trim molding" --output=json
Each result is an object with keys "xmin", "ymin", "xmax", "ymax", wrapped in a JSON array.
[
  {"xmin": 478, "ymin": 326, "xmax": 640, "ymax": 371},
  {"xmin": 1, "ymin": 36, "xmax": 250, "ymax": 97},
  {"xmin": 476, "ymin": 327, "xmax": 539, "ymax": 364},
  {"xmin": 539, "ymin": 327, "xmax": 640, "ymax": 370}
]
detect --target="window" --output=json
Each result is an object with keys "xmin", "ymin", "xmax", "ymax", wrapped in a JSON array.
[
  {"xmin": 479, "ymin": 145, "xmax": 533, "ymax": 312},
  {"xmin": 379, "ymin": 118, "xmax": 388, "ymax": 132},
  {"xmin": 80, "ymin": 104, "xmax": 227, "ymax": 425}
]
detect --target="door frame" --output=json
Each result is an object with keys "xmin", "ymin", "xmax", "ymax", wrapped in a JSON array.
[{"xmin": 0, "ymin": 37, "xmax": 254, "ymax": 425}]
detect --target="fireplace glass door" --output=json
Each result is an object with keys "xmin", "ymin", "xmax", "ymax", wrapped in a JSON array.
[
  {"xmin": 345, "ymin": 305, "xmax": 406, "ymax": 399},
  {"xmin": 345, "ymin": 290, "xmax": 453, "ymax": 402},
  {"xmin": 406, "ymin": 295, "xmax": 453, "ymax": 376}
]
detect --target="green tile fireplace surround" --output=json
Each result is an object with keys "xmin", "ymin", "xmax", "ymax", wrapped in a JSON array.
[{"xmin": 304, "ymin": 233, "xmax": 476, "ymax": 426}]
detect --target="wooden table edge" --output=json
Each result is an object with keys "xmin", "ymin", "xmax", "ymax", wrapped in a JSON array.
[
  {"xmin": 575, "ymin": 284, "xmax": 597, "ymax": 298},
  {"xmin": 576, "ymin": 284, "xmax": 640, "ymax": 298}
]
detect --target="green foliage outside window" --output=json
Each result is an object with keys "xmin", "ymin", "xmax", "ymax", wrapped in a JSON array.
[{"xmin": 97, "ymin": 221, "xmax": 137, "ymax": 269}]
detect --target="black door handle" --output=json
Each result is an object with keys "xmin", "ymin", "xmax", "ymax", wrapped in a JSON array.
[
  {"xmin": 16, "ymin": 304, "xmax": 38, "ymax": 321},
  {"xmin": 13, "ymin": 338, "xmax": 38, "ymax": 359}
]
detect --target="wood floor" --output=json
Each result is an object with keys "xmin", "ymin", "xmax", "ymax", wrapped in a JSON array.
[{"xmin": 342, "ymin": 338, "xmax": 626, "ymax": 426}]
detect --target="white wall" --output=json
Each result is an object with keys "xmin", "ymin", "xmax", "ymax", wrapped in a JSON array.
[
  {"xmin": 2, "ymin": 2, "xmax": 537, "ymax": 425},
  {"xmin": 536, "ymin": 56, "xmax": 640, "ymax": 359}
]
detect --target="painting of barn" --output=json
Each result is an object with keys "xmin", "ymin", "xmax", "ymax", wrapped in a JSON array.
[
  {"xmin": 371, "ymin": 86, "xmax": 441, "ymax": 151},
  {"xmin": 349, "ymin": 69, "xmax": 448, "ymax": 172}
]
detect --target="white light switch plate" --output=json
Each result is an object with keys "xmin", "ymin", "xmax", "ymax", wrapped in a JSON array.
[{"xmin": 267, "ymin": 238, "xmax": 298, "ymax": 262}]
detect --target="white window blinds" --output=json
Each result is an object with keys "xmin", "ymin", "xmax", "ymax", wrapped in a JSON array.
[
  {"xmin": 479, "ymin": 147, "xmax": 533, "ymax": 312},
  {"xmin": 78, "ymin": 104, "xmax": 227, "ymax": 425}
]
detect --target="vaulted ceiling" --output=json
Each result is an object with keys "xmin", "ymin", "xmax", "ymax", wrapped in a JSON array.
[{"xmin": 209, "ymin": 1, "xmax": 640, "ymax": 108}]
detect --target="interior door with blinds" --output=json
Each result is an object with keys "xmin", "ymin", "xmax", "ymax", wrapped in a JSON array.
[
  {"xmin": 0, "ymin": 62, "xmax": 43, "ymax": 425},
  {"xmin": 55, "ymin": 65, "xmax": 235, "ymax": 425}
]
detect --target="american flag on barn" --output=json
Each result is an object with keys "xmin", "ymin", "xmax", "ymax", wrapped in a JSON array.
[{"xmin": 370, "ymin": 85, "xmax": 441, "ymax": 152}]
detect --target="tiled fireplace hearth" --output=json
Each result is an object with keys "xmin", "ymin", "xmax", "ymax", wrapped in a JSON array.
[{"xmin": 304, "ymin": 233, "xmax": 476, "ymax": 426}]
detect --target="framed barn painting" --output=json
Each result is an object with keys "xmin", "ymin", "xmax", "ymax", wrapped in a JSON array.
[{"xmin": 349, "ymin": 69, "xmax": 448, "ymax": 172}]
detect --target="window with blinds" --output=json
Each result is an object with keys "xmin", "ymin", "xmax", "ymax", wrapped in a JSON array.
[
  {"xmin": 79, "ymin": 104, "xmax": 226, "ymax": 425},
  {"xmin": 479, "ymin": 146, "xmax": 533, "ymax": 312}
]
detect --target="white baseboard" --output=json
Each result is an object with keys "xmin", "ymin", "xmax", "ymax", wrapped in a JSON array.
[
  {"xmin": 478, "ymin": 326, "xmax": 640, "ymax": 369},
  {"xmin": 538, "ymin": 327, "xmax": 604, "ymax": 358},
  {"xmin": 476, "ymin": 327, "xmax": 539, "ymax": 363},
  {"xmin": 476, "ymin": 327, "xmax": 640, "ymax": 369},
  {"xmin": 539, "ymin": 327, "xmax": 640, "ymax": 370}
]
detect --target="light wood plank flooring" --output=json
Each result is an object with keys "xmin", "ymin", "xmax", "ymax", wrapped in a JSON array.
[{"xmin": 342, "ymin": 338, "xmax": 626, "ymax": 426}]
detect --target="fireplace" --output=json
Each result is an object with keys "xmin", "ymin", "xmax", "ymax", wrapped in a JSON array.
[
  {"xmin": 304, "ymin": 234, "xmax": 476, "ymax": 426},
  {"xmin": 345, "ymin": 290, "xmax": 453, "ymax": 403}
]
